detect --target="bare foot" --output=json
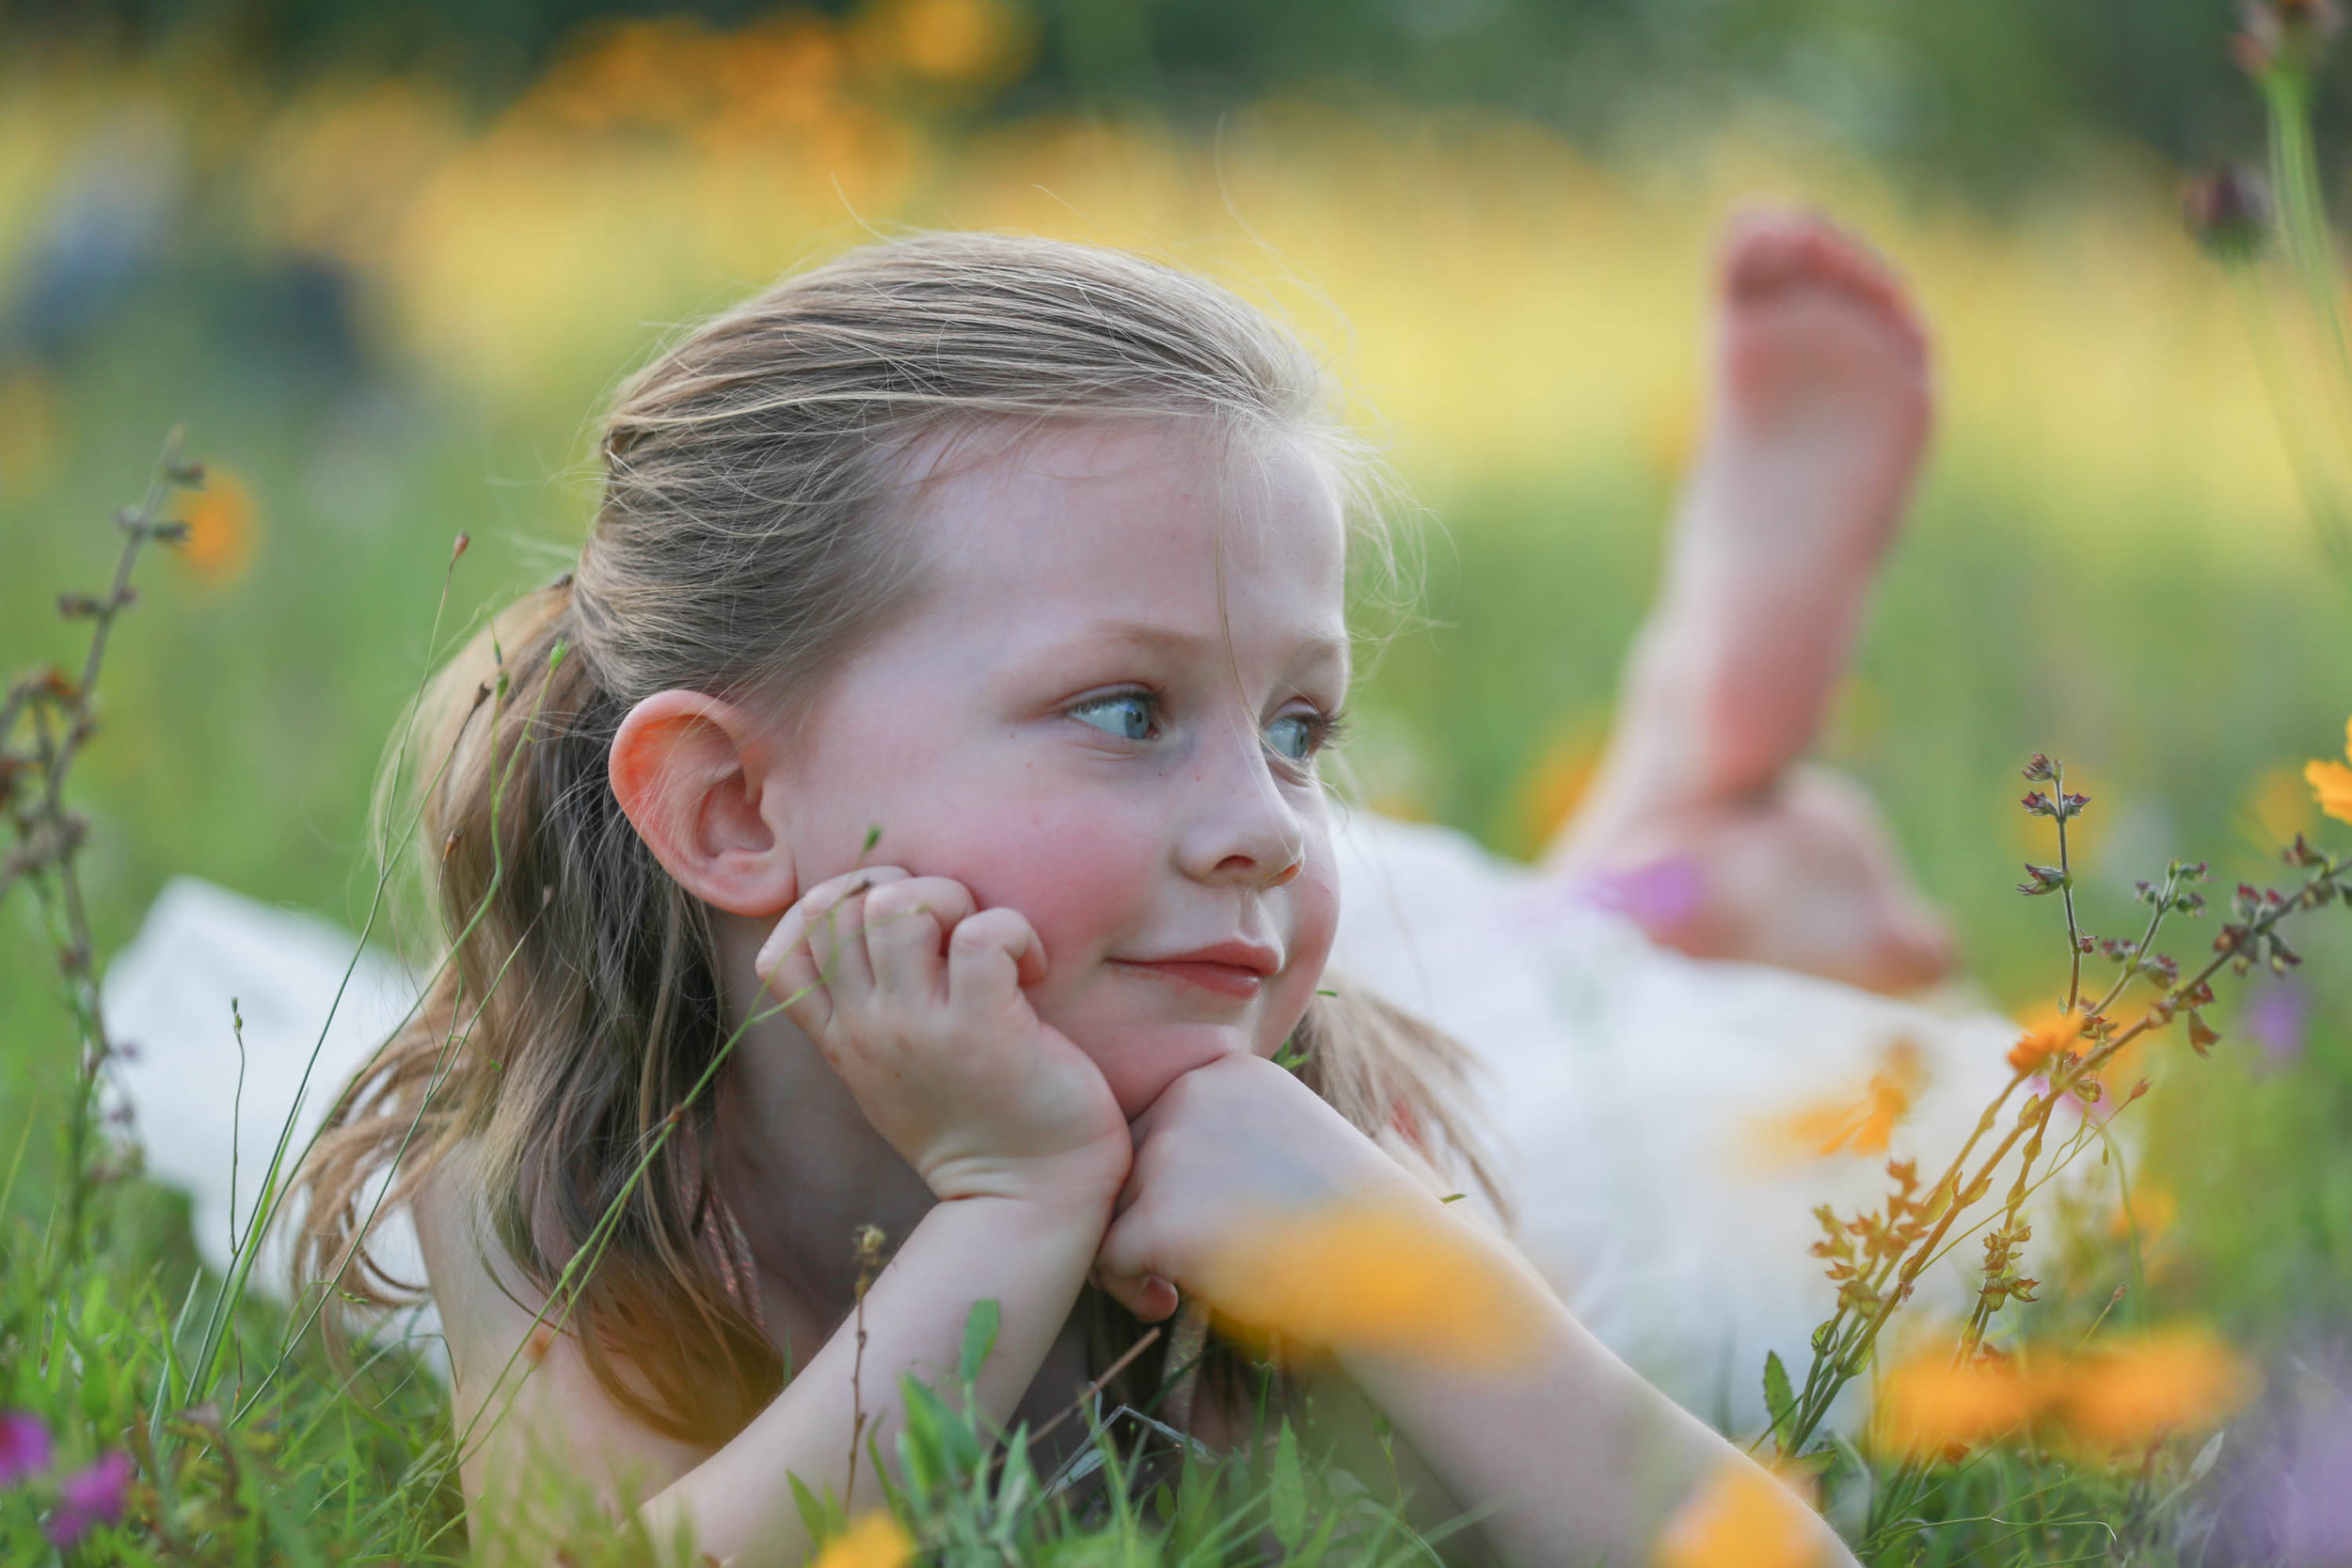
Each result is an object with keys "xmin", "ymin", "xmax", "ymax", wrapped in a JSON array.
[
  {"xmin": 1554, "ymin": 208, "xmax": 1947, "ymax": 991},
  {"xmin": 1582, "ymin": 768, "xmax": 1955, "ymax": 996}
]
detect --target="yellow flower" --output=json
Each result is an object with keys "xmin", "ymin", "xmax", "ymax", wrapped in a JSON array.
[
  {"xmin": 1756, "ymin": 1039, "xmax": 1924, "ymax": 1162},
  {"xmin": 810, "ymin": 1512, "xmax": 914, "ymax": 1568},
  {"xmin": 2306, "ymin": 719, "xmax": 2352, "ymax": 824},
  {"xmin": 1198, "ymin": 1200, "xmax": 1542, "ymax": 1370},
  {"xmin": 1652, "ymin": 1462, "xmax": 1822, "ymax": 1568},
  {"xmin": 1873, "ymin": 1346, "xmax": 2046, "ymax": 1458},
  {"xmin": 2006, "ymin": 1007, "xmax": 2080, "ymax": 1075},
  {"xmin": 2054, "ymin": 1326, "xmax": 2252, "ymax": 1452},
  {"xmin": 173, "ymin": 467, "xmax": 260, "ymax": 586}
]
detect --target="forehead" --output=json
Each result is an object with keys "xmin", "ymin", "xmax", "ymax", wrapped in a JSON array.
[{"xmin": 897, "ymin": 419, "xmax": 1351, "ymax": 649}]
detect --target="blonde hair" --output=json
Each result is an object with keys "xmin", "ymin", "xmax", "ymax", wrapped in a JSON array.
[{"xmin": 294, "ymin": 232, "xmax": 1501, "ymax": 1447}]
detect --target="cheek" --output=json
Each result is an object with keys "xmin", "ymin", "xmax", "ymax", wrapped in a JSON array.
[{"xmin": 906, "ymin": 790, "xmax": 1163, "ymax": 962}]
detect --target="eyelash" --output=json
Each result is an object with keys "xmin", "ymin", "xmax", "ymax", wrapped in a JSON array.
[{"xmin": 1065, "ymin": 689, "xmax": 1348, "ymax": 763}]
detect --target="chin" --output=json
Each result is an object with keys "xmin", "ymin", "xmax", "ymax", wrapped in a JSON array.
[{"xmin": 1082, "ymin": 1021, "xmax": 1267, "ymax": 1118}]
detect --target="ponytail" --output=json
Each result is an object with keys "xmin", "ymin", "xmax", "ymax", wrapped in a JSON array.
[{"xmin": 294, "ymin": 576, "xmax": 784, "ymax": 1445}]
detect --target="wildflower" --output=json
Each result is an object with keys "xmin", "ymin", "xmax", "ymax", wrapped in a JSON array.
[
  {"xmin": 1651, "ymin": 1461, "xmax": 1821, "ymax": 1568},
  {"xmin": 0, "ymin": 1412, "xmax": 50, "ymax": 1485},
  {"xmin": 2238, "ymin": 0, "xmax": 2344, "ymax": 77},
  {"xmin": 811, "ymin": 1511, "xmax": 914, "ymax": 1568},
  {"xmin": 1873, "ymin": 1346, "xmax": 2045, "ymax": 1458},
  {"xmin": 1199, "ymin": 1199, "xmax": 1541, "ymax": 1369},
  {"xmin": 2263, "ymin": 1383, "xmax": 2352, "ymax": 1561},
  {"xmin": 2183, "ymin": 167, "xmax": 2269, "ymax": 261},
  {"xmin": 857, "ymin": 0, "xmax": 1031, "ymax": 86},
  {"xmin": 2007, "ymin": 1007, "xmax": 2079, "ymax": 1074},
  {"xmin": 2110, "ymin": 1182, "xmax": 2178, "ymax": 1249},
  {"xmin": 42, "ymin": 1450, "xmax": 131, "ymax": 1548},
  {"xmin": 2305, "ymin": 719, "xmax": 2352, "ymax": 824},
  {"xmin": 2056, "ymin": 1326, "xmax": 2252, "ymax": 1452},
  {"xmin": 2245, "ymin": 975, "xmax": 2312, "ymax": 1066},
  {"xmin": 169, "ymin": 466, "xmax": 260, "ymax": 585},
  {"xmin": 1757, "ymin": 1039, "xmax": 1925, "ymax": 1161}
]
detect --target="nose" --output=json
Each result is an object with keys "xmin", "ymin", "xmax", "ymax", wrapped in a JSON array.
[{"xmin": 1176, "ymin": 722, "xmax": 1309, "ymax": 889}]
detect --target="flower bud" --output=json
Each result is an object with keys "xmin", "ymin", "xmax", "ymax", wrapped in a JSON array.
[
  {"xmin": 2238, "ymin": 0, "xmax": 2344, "ymax": 80},
  {"xmin": 2183, "ymin": 167, "xmax": 2269, "ymax": 261}
]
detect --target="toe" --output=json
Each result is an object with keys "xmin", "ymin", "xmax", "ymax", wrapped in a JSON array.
[
  {"xmin": 1789, "ymin": 214, "xmax": 1931, "ymax": 348},
  {"xmin": 1719, "ymin": 206, "xmax": 1816, "ymax": 298}
]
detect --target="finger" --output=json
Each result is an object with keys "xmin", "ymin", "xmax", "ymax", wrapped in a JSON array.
[
  {"xmin": 945, "ymin": 907, "xmax": 1049, "ymax": 1009},
  {"xmin": 755, "ymin": 866, "xmax": 908, "ymax": 976},
  {"xmin": 755, "ymin": 898, "xmax": 834, "ymax": 1036},
  {"xmin": 762, "ymin": 927, "xmax": 833, "ymax": 1037},
  {"xmin": 861, "ymin": 877, "xmax": 978, "ymax": 1001},
  {"xmin": 802, "ymin": 867, "xmax": 909, "ymax": 999},
  {"xmin": 1094, "ymin": 1270, "xmax": 1180, "ymax": 1324},
  {"xmin": 1094, "ymin": 1211, "xmax": 1181, "ymax": 1322}
]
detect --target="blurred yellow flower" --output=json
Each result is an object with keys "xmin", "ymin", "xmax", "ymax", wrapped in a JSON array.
[
  {"xmin": 2109, "ymin": 1181, "xmax": 2178, "ymax": 1244},
  {"xmin": 1756, "ymin": 1039, "xmax": 1924, "ymax": 1161},
  {"xmin": 173, "ymin": 467, "xmax": 260, "ymax": 586},
  {"xmin": 1199, "ymin": 1200, "xmax": 1542, "ymax": 1369},
  {"xmin": 2054, "ymin": 1326, "xmax": 2251, "ymax": 1452},
  {"xmin": 2306, "ymin": 719, "xmax": 2352, "ymax": 824},
  {"xmin": 2006, "ymin": 1006, "xmax": 2079, "ymax": 1075},
  {"xmin": 1505, "ymin": 720, "xmax": 1605, "ymax": 858},
  {"xmin": 0, "ymin": 363, "xmax": 61, "ymax": 498},
  {"xmin": 1652, "ymin": 1462, "xmax": 1821, "ymax": 1568},
  {"xmin": 811, "ymin": 1512, "xmax": 914, "ymax": 1568},
  {"xmin": 859, "ymin": 0, "xmax": 1033, "ymax": 85},
  {"xmin": 1873, "ymin": 1346, "xmax": 2046, "ymax": 1457},
  {"xmin": 2248, "ymin": 762, "xmax": 2322, "ymax": 843}
]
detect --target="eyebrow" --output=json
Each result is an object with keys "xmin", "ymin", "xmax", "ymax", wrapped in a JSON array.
[{"xmin": 1064, "ymin": 618, "xmax": 1351, "ymax": 669}]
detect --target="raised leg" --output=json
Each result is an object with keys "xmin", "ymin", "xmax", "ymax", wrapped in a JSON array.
[{"xmin": 1551, "ymin": 207, "xmax": 1952, "ymax": 993}]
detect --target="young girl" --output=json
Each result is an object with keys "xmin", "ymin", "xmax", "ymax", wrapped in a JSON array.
[{"xmin": 294, "ymin": 232, "xmax": 1856, "ymax": 1564}]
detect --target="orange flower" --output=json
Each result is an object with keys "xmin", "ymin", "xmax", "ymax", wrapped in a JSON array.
[
  {"xmin": 2007, "ymin": 1007, "xmax": 2080, "ymax": 1074},
  {"xmin": 856, "ymin": 0, "xmax": 1033, "ymax": 86},
  {"xmin": 172, "ymin": 467, "xmax": 260, "ymax": 586},
  {"xmin": 810, "ymin": 1512, "xmax": 913, "ymax": 1568},
  {"xmin": 1652, "ymin": 1462, "xmax": 1822, "ymax": 1568},
  {"xmin": 2054, "ymin": 1326, "xmax": 2252, "ymax": 1452},
  {"xmin": 1757, "ymin": 1039, "xmax": 1924, "ymax": 1161},
  {"xmin": 1198, "ymin": 1200, "xmax": 1542, "ymax": 1370},
  {"xmin": 1873, "ymin": 1346, "xmax": 2046, "ymax": 1457},
  {"xmin": 2307, "ymin": 719, "xmax": 2352, "ymax": 824}
]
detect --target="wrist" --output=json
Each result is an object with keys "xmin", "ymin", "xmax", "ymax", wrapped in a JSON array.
[{"xmin": 928, "ymin": 1139, "xmax": 1128, "ymax": 1218}]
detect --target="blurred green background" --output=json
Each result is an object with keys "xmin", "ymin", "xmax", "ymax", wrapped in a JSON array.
[{"xmin": 7, "ymin": 0, "xmax": 2352, "ymax": 1340}]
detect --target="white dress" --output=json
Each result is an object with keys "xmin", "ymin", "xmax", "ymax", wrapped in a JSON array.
[{"xmin": 103, "ymin": 814, "xmax": 2072, "ymax": 1431}]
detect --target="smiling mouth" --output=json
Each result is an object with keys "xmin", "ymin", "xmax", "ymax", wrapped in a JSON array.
[{"xmin": 1110, "ymin": 958, "xmax": 1273, "ymax": 1001}]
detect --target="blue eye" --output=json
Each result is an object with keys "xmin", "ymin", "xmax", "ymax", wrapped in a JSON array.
[
  {"xmin": 1270, "ymin": 709, "xmax": 1345, "ymax": 766},
  {"xmin": 1071, "ymin": 691, "xmax": 1158, "ymax": 741}
]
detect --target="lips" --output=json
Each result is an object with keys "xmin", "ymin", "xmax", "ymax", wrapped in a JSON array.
[{"xmin": 1112, "ymin": 940, "xmax": 1281, "ymax": 1000}]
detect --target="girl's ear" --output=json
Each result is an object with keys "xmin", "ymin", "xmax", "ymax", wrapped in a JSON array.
[{"xmin": 609, "ymin": 689, "xmax": 796, "ymax": 917}]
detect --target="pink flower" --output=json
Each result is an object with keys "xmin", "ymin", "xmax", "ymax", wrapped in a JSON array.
[
  {"xmin": 0, "ymin": 1413, "xmax": 50, "ymax": 1486},
  {"xmin": 43, "ymin": 1450, "xmax": 131, "ymax": 1547}
]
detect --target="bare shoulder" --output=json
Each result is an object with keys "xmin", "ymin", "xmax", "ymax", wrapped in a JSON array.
[{"xmin": 411, "ymin": 1144, "xmax": 707, "ymax": 1528}]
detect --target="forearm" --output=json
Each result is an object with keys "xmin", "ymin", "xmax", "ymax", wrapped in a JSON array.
[
  {"xmin": 1338, "ymin": 1225, "xmax": 1858, "ymax": 1568},
  {"xmin": 638, "ymin": 1191, "xmax": 1106, "ymax": 1564}
]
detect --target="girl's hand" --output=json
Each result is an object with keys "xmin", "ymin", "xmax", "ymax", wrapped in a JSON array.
[
  {"xmin": 756, "ymin": 867, "xmax": 1132, "ymax": 1212},
  {"xmin": 1092, "ymin": 1053, "xmax": 1429, "ymax": 1322}
]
